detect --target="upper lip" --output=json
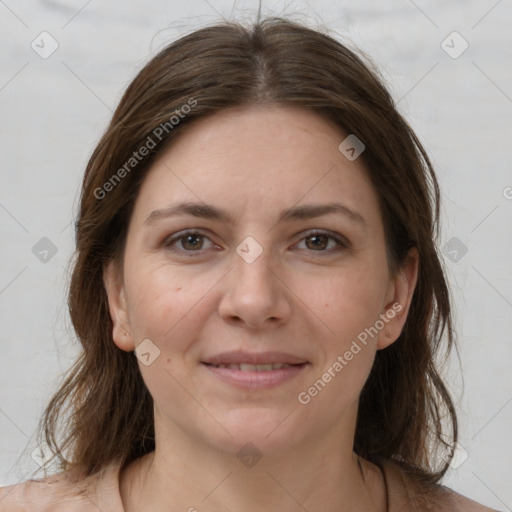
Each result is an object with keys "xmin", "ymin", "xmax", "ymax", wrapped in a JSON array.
[{"xmin": 202, "ymin": 351, "xmax": 309, "ymax": 366}]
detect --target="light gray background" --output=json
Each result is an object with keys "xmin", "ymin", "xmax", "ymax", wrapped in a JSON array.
[{"xmin": 1, "ymin": 0, "xmax": 511, "ymax": 509}]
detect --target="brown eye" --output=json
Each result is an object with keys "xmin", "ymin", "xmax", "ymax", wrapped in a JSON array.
[
  {"xmin": 305, "ymin": 234, "xmax": 329, "ymax": 250},
  {"xmin": 296, "ymin": 230, "xmax": 349, "ymax": 253},
  {"xmin": 180, "ymin": 234, "xmax": 205, "ymax": 251},
  {"xmin": 164, "ymin": 230, "xmax": 214, "ymax": 256}
]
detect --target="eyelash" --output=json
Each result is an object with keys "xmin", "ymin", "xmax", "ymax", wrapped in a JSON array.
[{"xmin": 163, "ymin": 229, "xmax": 349, "ymax": 257}]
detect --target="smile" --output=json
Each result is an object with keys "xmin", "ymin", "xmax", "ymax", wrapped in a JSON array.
[
  {"xmin": 202, "ymin": 361, "xmax": 308, "ymax": 389},
  {"xmin": 210, "ymin": 363, "xmax": 294, "ymax": 371}
]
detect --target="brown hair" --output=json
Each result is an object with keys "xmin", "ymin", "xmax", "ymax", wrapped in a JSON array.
[{"xmin": 39, "ymin": 16, "xmax": 457, "ymax": 485}]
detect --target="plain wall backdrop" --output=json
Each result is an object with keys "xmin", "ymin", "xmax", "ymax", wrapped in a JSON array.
[{"xmin": 1, "ymin": 0, "xmax": 511, "ymax": 509}]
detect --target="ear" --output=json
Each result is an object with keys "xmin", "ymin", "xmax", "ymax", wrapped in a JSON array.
[
  {"xmin": 103, "ymin": 260, "xmax": 135, "ymax": 352},
  {"xmin": 377, "ymin": 247, "xmax": 419, "ymax": 350}
]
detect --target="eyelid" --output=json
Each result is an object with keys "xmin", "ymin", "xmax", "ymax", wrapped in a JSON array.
[
  {"xmin": 163, "ymin": 229, "xmax": 216, "ymax": 256},
  {"xmin": 163, "ymin": 228, "xmax": 350, "ymax": 256},
  {"xmin": 294, "ymin": 229, "xmax": 351, "ymax": 251}
]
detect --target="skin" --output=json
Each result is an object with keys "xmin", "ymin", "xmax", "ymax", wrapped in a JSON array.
[{"xmin": 104, "ymin": 105, "xmax": 419, "ymax": 512}]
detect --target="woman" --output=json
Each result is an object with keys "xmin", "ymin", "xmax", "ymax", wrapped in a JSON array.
[{"xmin": 0, "ymin": 16, "xmax": 499, "ymax": 511}]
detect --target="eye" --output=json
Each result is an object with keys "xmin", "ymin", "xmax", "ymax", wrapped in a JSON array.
[
  {"xmin": 163, "ymin": 230, "xmax": 215, "ymax": 256},
  {"xmin": 295, "ymin": 230, "xmax": 349, "ymax": 253},
  {"xmin": 163, "ymin": 229, "xmax": 349, "ymax": 257}
]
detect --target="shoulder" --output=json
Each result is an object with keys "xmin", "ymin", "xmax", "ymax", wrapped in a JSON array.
[
  {"xmin": 438, "ymin": 486, "xmax": 501, "ymax": 512},
  {"xmin": 0, "ymin": 469, "xmax": 91, "ymax": 512},
  {"xmin": 0, "ymin": 462, "xmax": 124, "ymax": 512},
  {"xmin": 380, "ymin": 459, "xmax": 501, "ymax": 512}
]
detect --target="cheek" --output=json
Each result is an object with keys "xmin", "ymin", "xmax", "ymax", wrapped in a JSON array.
[
  {"xmin": 301, "ymin": 261, "xmax": 388, "ymax": 341},
  {"xmin": 298, "ymin": 261, "xmax": 387, "ymax": 393},
  {"xmin": 124, "ymin": 262, "xmax": 218, "ymax": 399},
  {"xmin": 297, "ymin": 269, "xmax": 383, "ymax": 417},
  {"xmin": 124, "ymin": 259, "xmax": 220, "ymax": 351}
]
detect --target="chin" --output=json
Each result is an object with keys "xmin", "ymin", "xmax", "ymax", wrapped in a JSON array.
[{"xmin": 208, "ymin": 408, "xmax": 307, "ymax": 456}]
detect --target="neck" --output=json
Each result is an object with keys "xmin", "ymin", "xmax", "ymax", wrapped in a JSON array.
[{"xmin": 120, "ymin": 414, "xmax": 386, "ymax": 512}]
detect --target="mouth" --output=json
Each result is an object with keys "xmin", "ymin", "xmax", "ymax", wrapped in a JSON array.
[
  {"xmin": 205, "ymin": 362, "xmax": 301, "ymax": 371},
  {"xmin": 202, "ymin": 350, "xmax": 308, "ymax": 366},
  {"xmin": 201, "ymin": 352, "xmax": 309, "ymax": 389}
]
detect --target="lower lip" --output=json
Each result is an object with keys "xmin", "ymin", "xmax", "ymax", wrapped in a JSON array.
[{"xmin": 202, "ymin": 363, "xmax": 308, "ymax": 390}]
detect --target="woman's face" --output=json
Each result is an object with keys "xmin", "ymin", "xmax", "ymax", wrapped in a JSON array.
[{"xmin": 105, "ymin": 105, "xmax": 417, "ymax": 456}]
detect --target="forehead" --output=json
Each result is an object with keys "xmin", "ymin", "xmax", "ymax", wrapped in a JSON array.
[{"xmin": 131, "ymin": 105, "xmax": 382, "ymax": 230}]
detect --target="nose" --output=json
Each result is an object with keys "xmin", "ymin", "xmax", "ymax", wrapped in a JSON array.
[{"xmin": 218, "ymin": 248, "xmax": 291, "ymax": 330}]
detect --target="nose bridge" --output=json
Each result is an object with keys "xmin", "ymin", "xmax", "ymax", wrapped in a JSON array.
[
  {"xmin": 232, "ymin": 239, "xmax": 276, "ymax": 298},
  {"xmin": 218, "ymin": 237, "xmax": 289, "ymax": 327}
]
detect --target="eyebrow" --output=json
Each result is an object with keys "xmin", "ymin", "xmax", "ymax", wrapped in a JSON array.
[{"xmin": 144, "ymin": 201, "xmax": 366, "ymax": 227}]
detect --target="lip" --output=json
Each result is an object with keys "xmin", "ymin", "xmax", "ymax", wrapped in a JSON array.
[
  {"xmin": 202, "ymin": 351, "xmax": 309, "ymax": 366},
  {"xmin": 201, "ymin": 351, "xmax": 310, "ymax": 390},
  {"xmin": 202, "ymin": 362, "xmax": 308, "ymax": 390}
]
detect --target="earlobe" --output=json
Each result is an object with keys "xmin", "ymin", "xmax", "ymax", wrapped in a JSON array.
[
  {"xmin": 377, "ymin": 247, "xmax": 419, "ymax": 350},
  {"xmin": 103, "ymin": 261, "xmax": 135, "ymax": 352}
]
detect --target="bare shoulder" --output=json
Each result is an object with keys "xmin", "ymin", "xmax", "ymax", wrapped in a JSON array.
[
  {"xmin": 0, "ymin": 469, "xmax": 89, "ymax": 512},
  {"xmin": 380, "ymin": 459, "xmax": 501, "ymax": 512},
  {"xmin": 441, "ymin": 485, "xmax": 503, "ymax": 512},
  {"xmin": 0, "ymin": 463, "xmax": 124, "ymax": 512}
]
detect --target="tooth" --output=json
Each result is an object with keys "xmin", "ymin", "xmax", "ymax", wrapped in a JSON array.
[
  {"xmin": 214, "ymin": 362, "xmax": 297, "ymax": 371},
  {"xmin": 240, "ymin": 364, "xmax": 257, "ymax": 371}
]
